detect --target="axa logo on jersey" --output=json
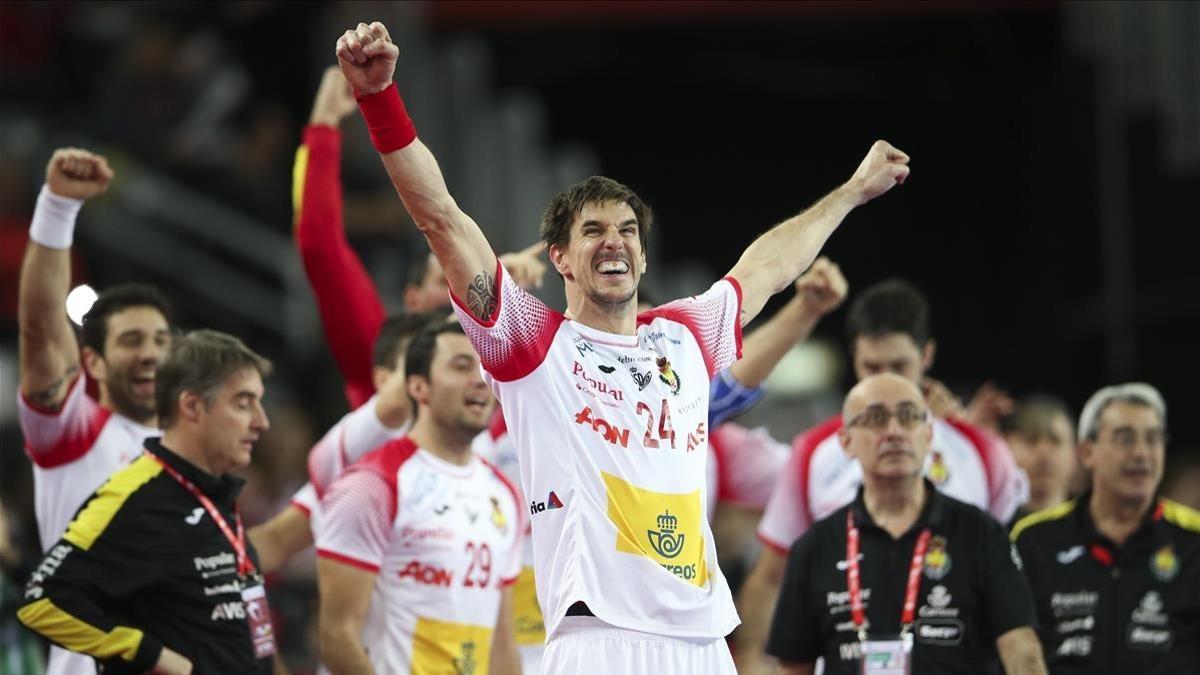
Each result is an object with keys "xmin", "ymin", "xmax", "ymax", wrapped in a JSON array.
[{"xmin": 530, "ymin": 491, "xmax": 564, "ymax": 515}]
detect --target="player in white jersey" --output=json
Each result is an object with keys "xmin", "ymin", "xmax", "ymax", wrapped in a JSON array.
[
  {"xmin": 16, "ymin": 148, "xmax": 173, "ymax": 675},
  {"xmin": 317, "ymin": 321, "xmax": 524, "ymax": 674},
  {"xmin": 248, "ymin": 312, "xmax": 438, "ymax": 572},
  {"xmin": 334, "ymin": 19, "xmax": 909, "ymax": 672},
  {"xmin": 735, "ymin": 278, "xmax": 1030, "ymax": 675}
]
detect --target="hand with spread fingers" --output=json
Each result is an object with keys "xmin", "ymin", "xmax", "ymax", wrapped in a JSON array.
[
  {"xmin": 335, "ymin": 21, "xmax": 399, "ymax": 95},
  {"xmin": 46, "ymin": 148, "xmax": 114, "ymax": 201}
]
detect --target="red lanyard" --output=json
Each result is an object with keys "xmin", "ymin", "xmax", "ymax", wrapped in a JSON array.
[
  {"xmin": 846, "ymin": 510, "xmax": 931, "ymax": 643},
  {"xmin": 151, "ymin": 453, "xmax": 255, "ymax": 577}
]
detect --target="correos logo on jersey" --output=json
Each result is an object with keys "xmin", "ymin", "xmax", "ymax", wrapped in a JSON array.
[{"xmin": 602, "ymin": 471, "xmax": 708, "ymax": 587}]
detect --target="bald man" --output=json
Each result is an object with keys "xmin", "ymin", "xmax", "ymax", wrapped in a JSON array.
[{"xmin": 766, "ymin": 374, "xmax": 1045, "ymax": 674}]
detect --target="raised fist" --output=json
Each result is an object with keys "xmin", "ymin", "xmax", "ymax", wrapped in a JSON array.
[
  {"xmin": 335, "ymin": 22, "xmax": 399, "ymax": 95},
  {"xmin": 310, "ymin": 66, "xmax": 358, "ymax": 127},
  {"xmin": 848, "ymin": 140, "xmax": 910, "ymax": 205},
  {"xmin": 921, "ymin": 376, "xmax": 966, "ymax": 421},
  {"xmin": 794, "ymin": 256, "xmax": 848, "ymax": 317},
  {"xmin": 45, "ymin": 148, "xmax": 114, "ymax": 201}
]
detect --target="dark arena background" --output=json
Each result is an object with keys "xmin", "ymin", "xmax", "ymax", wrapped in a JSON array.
[{"xmin": 2, "ymin": 2, "xmax": 1197, "ymax": 672}]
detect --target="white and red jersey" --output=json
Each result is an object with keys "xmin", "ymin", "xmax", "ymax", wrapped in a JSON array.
[
  {"xmin": 451, "ymin": 262, "xmax": 744, "ymax": 640},
  {"xmin": 315, "ymin": 437, "xmax": 523, "ymax": 674},
  {"xmin": 757, "ymin": 414, "xmax": 1029, "ymax": 553},
  {"xmin": 706, "ymin": 423, "xmax": 790, "ymax": 518},
  {"xmin": 18, "ymin": 375, "xmax": 160, "ymax": 675},
  {"xmin": 17, "ymin": 375, "xmax": 158, "ymax": 551},
  {"xmin": 289, "ymin": 393, "xmax": 412, "ymax": 525}
]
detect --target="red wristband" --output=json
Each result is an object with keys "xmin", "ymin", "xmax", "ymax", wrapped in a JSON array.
[{"xmin": 356, "ymin": 83, "xmax": 417, "ymax": 153}]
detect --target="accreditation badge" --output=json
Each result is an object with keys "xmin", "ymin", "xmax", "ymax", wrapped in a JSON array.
[
  {"xmin": 860, "ymin": 635, "xmax": 912, "ymax": 674},
  {"xmin": 241, "ymin": 581, "xmax": 278, "ymax": 658}
]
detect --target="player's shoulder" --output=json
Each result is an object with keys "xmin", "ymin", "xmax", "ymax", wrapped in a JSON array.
[
  {"xmin": 937, "ymin": 416, "xmax": 1001, "ymax": 453},
  {"xmin": 792, "ymin": 415, "xmax": 845, "ymax": 457},
  {"xmin": 348, "ymin": 437, "xmax": 421, "ymax": 484},
  {"xmin": 1159, "ymin": 498, "xmax": 1200, "ymax": 538},
  {"xmin": 1010, "ymin": 498, "xmax": 1080, "ymax": 543}
]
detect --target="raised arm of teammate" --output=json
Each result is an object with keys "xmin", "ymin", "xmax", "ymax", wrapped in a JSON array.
[
  {"xmin": 726, "ymin": 141, "xmax": 908, "ymax": 327},
  {"xmin": 18, "ymin": 149, "xmax": 113, "ymax": 411},
  {"xmin": 727, "ymin": 257, "xmax": 848, "ymax": 389},
  {"xmin": 336, "ymin": 22, "xmax": 499, "ymax": 322},
  {"xmin": 294, "ymin": 66, "xmax": 388, "ymax": 408}
]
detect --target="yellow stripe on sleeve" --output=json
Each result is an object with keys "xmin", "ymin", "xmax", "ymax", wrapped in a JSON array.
[
  {"xmin": 292, "ymin": 144, "xmax": 310, "ymax": 229},
  {"xmin": 1161, "ymin": 499, "xmax": 1200, "ymax": 533},
  {"xmin": 1010, "ymin": 498, "xmax": 1078, "ymax": 542},
  {"xmin": 17, "ymin": 598, "xmax": 144, "ymax": 661},
  {"xmin": 63, "ymin": 455, "xmax": 161, "ymax": 551}
]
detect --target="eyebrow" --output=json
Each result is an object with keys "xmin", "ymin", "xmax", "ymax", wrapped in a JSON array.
[{"xmin": 581, "ymin": 219, "xmax": 638, "ymax": 228}]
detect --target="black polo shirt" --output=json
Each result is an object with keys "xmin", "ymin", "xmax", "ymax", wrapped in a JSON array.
[
  {"xmin": 767, "ymin": 480, "xmax": 1036, "ymax": 674},
  {"xmin": 1011, "ymin": 493, "xmax": 1200, "ymax": 675}
]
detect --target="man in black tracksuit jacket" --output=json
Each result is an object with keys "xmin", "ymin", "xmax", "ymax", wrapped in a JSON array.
[{"xmin": 18, "ymin": 330, "xmax": 275, "ymax": 674}]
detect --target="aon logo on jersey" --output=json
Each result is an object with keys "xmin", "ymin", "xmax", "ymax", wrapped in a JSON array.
[{"xmin": 602, "ymin": 471, "xmax": 708, "ymax": 587}]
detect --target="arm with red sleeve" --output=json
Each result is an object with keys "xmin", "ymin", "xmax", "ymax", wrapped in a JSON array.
[{"xmin": 293, "ymin": 123, "xmax": 386, "ymax": 409}]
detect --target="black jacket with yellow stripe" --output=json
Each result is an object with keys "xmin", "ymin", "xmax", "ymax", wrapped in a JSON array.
[{"xmin": 17, "ymin": 439, "xmax": 272, "ymax": 674}]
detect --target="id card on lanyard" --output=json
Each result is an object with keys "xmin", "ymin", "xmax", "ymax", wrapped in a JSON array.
[
  {"xmin": 846, "ymin": 510, "xmax": 930, "ymax": 675},
  {"xmin": 151, "ymin": 453, "xmax": 278, "ymax": 658}
]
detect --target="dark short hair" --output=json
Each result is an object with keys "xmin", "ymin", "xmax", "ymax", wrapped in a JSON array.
[
  {"xmin": 1001, "ymin": 394, "xmax": 1075, "ymax": 441},
  {"xmin": 404, "ymin": 320, "xmax": 466, "ymax": 383},
  {"xmin": 373, "ymin": 311, "xmax": 446, "ymax": 369},
  {"xmin": 845, "ymin": 279, "xmax": 931, "ymax": 347},
  {"xmin": 539, "ymin": 176, "xmax": 653, "ymax": 254},
  {"xmin": 155, "ymin": 329, "xmax": 272, "ymax": 429},
  {"xmin": 80, "ymin": 284, "xmax": 173, "ymax": 354}
]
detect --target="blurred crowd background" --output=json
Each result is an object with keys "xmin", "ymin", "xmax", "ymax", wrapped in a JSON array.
[{"xmin": 2, "ymin": 1, "xmax": 1198, "ymax": 671}]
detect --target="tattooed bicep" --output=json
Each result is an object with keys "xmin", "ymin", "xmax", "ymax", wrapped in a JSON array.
[
  {"xmin": 465, "ymin": 270, "xmax": 498, "ymax": 321},
  {"xmin": 26, "ymin": 364, "xmax": 79, "ymax": 410}
]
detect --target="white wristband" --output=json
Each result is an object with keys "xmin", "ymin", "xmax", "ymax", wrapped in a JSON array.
[{"xmin": 29, "ymin": 184, "xmax": 84, "ymax": 250}]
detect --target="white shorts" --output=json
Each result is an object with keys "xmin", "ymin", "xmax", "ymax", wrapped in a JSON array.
[{"xmin": 541, "ymin": 616, "xmax": 736, "ymax": 675}]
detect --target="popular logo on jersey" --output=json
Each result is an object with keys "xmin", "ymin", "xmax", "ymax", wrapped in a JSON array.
[
  {"xmin": 924, "ymin": 535, "xmax": 952, "ymax": 580},
  {"xmin": 572, "ymin": 361, "xmax": 625, "ymax": 402},
  {"xmin": 648, "ymin": 509, "xmax": 685, "ymax": 559},
  {"xmin": 630, "ymin": 367, "xmax": 653, "ymax": 391},
  {"xmin": 602, "ymin": 471, "xmax": 707, "ymax": 586},
  {"xmin": 1151, "ymin": 545, "xmax": 1178, "ymax": 582},
  {"xmin": 529, "ymin": 491, "xmax": 564, "ymax": 515},
  {"xmin": 927, "ymin": 451, "xmax": 950, "ymax": 485},
  {"xmin": 490, "ymin": 496, "xmax": 508, "ymax": 534},
  {"xmin": 656, "ymin": 357, "xmax": 681, "ymax": 395}
]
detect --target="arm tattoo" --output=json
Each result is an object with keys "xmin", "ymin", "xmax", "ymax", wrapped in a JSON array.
[
  {"xmin": 466, "ymin": 271, "xmax": 498, "ymax": 320},
  {"xmin": 28, "ymin": 364, "xmax": 79, "ymax": 410}
]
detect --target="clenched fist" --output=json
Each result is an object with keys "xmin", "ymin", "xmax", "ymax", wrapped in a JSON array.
[
  {"xmin": 45, "ymin": 148, "xmax": 114, "ymax": 201},
  {"xmin": 335, "ymin": 22, "xmax": 399, "ymax": 95},
  {"xmin": 310, "ymin": 66, "xmax": 358, "ymax": 127},
  {"xmin": 794, "ymin": 256, "xmax": 848, "ymax": 318},
  {"xmin": 847, "ymin": 140, "xmax": 910, "ymax": 205}
]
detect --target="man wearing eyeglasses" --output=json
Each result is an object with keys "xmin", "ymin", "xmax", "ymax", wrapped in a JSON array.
[
  {"xmin": 1011, "ymin": 383, "xmax": 1200, "ymax": 674},
  {"xmin": 767, "ymin": 373, "xmax": 1045, "ymax": 674}
]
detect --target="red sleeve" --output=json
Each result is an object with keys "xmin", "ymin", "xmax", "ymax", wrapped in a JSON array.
[
  {"xmin": 17, "ymin": 374, "xmax": 112, "ymax": 468},
  {"xmin": 293, "ymin": 125, "xmax": 385, "ymax": 408},
  {"xmin": 637, "ymin": 277, "xmax": 743, "ymax": 379},
  {"xmin": 943, "ymin": 418, "xmax": 1028, "ymax": 523}
]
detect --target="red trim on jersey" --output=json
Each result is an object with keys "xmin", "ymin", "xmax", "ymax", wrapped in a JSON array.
[
  {"xmin": 289, "ymin": 500, "xmax": 312, "ymax": 518},
  {"xmin": 500, "ymin": 574, "xmax": 520, "ymax": 587},
  {"xmin": 710, "ymin": 426, "xmax": 735, "ymax": 504},
  {"xmin": 792, "ymin": 414, "xmax": 844, "ymax": 529},
  {"xmin": 353, "ymin": 437, "xmax": 422, "ymax": 523},
  {"xmin": 452, "ymin": 259, "xmax": 566, "ymax": 383},
  {"xmin": 23, "ymin": 384, "xmax": 113, "ymax": 468},
  {"xmin": 488, "ymin": 407, "xmax": 508, "ymax": 441},
  {"xmin": 757, "ymin": 531, "xmax": 790, "ymax": 556},
  {"xmin": 317, "ymin": 548, "xmax": 381, "ymax": 574},
  {"xmin": 722, "ymin": 275, "xmax": 745, "ymax": 359},
  {"xmin": 636, "ymin": 277, "xmax": 743, "ymax": 378},
  {"xmin": 941, "ymin": 417, "xmax": 998, "ymax": 502}
]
